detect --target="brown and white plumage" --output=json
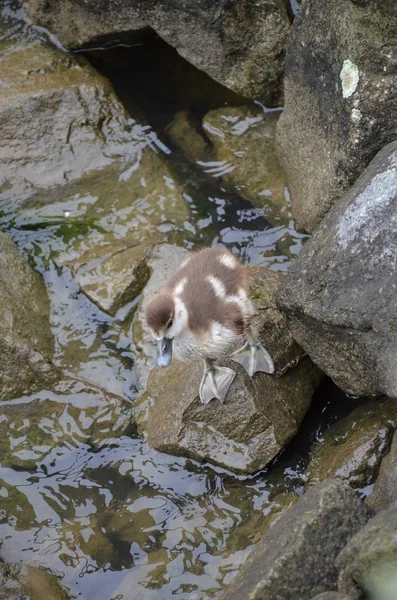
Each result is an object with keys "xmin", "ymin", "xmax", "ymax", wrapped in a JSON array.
[{"xmin": 145, "ymin": 247, "xmax": 274, "ymax": 403}]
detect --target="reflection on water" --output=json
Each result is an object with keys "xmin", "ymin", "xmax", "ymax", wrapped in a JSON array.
[{"xmin": 0, "ymin": 3, "xmax": 347, "ymax": 599}]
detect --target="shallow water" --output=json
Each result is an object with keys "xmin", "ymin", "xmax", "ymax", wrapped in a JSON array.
[{"xmin": 0, "ymin": 3, "xmax": 358, "ymax": 599}]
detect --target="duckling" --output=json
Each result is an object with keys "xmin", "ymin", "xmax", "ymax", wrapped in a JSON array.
[{"xmin": 145, "ymin": 248, "xmax": 274, "ymax": 404}]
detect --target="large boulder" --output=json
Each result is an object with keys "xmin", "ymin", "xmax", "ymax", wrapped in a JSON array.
[
  {"xmin": 306, "ymin": 400, "xmax": 397, "ymax": 489},
  {"xmin": 27, "ymin": 0, "xmax": 291, "ymax": 104},
  {"xmin": 136, "ymin": 251, "xmax": 321, "ymax": 474},
  {"xmin": 0, "ymin": 232, "xmax": 58, "ymax": 400},
  {"xmin": 221, "ymin": 480, "xmax": 370, "ymax": 600},
  {"xmin": 337, "ymin": 500, "xmax": 397, "ymax": 599},
  {"xmin": 367, "ymin": 431, "xmax": 397, "ymax": 511},
  {"xmin": 277, "ymin": 142, "xmax": 397, "ymax": 398},
  {"xmin": 0, "ymin": 43, "xmax": 144, "ymax": 195},
  {"xmin": 276, "ymin": 0, "xmax": 397, "ymax": 232}
]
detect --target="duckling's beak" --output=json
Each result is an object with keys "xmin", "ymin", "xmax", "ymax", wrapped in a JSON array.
[{"xmin": 156, "ymin": 337, "xmax": 173, "ymax": 367}]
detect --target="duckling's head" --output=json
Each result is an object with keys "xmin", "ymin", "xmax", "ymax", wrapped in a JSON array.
[{"xmin": 145, "ymin": 292, "xmax": 187, "ymax": 367}]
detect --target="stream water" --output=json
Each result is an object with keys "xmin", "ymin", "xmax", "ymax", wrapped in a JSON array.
[{"xmin": 0, "ymin": 3, "xmax": 361, "ymax": 599}]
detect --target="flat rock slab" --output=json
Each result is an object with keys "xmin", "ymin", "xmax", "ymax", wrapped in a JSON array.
[
  {"xmin": 306, "ymin": 399, "xmax": 397, "ymax": 489},
  {"xmin": 0, "ymin": 232, "xmax": 58, "ymax": 400},
  {"xmin": 276, "ymin": 0, "xmax": 397, "ymax": 232},
  {"xmin": 221, "ymin": 479, "xmax": 369, "ymax": 600},
  {"xmin": 137, "ymin": 252, "xmax": 321, "ymax": 474},
  {"xmin": 367, "ymin": 431, "xmax": 397, "ymax": 511},
  {"xmin": 0, "ymin": 43, "xmax": 142, "ymax": 192},
  {"xmin": 277, "ymin": 142, "xmax": 397, "ymax": 398},
  {"xmin": 28, "ymin": 0, "xmax": 291, "ymax": 104},
  {"xmin": 337, "ymin": 499, "xmax": 397, "ymax": 599}
]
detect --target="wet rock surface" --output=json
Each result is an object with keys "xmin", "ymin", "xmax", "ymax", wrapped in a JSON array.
[
  {"xmin": 337, "ymin": 500, "xmax": 397, "ymax": 599},
  {"xmin": 368, "ymin": 431, "xmax": 397, "ymax": 511},
  {"xmin": 221, "ymin": 479, "xmax": 370, "ymax": 600},
  {"xmin": 28, "ymin": 0, "xmax": 291, "ymax": 104},
  {"xmin": 306, "ymin": 400, "xmax": 397, "ymax": 489},
  {"xmin": 276, "ymin": 0, "xmax": 397, "ymax": 232},
  {"xmin": 0, "ymin": 43, "xmax": 143, "ymax": 193},
  {"xmin": 277, "ymin": 142, "xmax": 397, "ymax": 398},
  {"xmin": 137, "ymin": 261, "xmax": 321, "ymax": 474},
  {"xmin": 0, "ymin": 560, "xmax": 69, "ymax": 600},
  {"xmin": 0, "ymin": 231, "xmax": 58, "ymax": 400}
]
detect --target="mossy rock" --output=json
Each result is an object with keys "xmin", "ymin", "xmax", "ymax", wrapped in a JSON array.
[{"xmin": 306, "ymin": 399, "xmax": 397, "ymax": 489}]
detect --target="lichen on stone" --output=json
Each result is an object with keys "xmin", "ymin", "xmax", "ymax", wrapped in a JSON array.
[{"xmin": 340, "ymin": 59, "xmax": 360, "ymax": 99}]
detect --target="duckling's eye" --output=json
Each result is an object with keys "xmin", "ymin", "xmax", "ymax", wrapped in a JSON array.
[{"xmin": 167, "ymin": 318, "xmax": 174, "ymax": 329}]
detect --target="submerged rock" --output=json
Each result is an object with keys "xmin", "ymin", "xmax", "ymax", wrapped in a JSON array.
[
  {"xmin": 306, "ymin": 400, "xmax": 397, "ymax": 489},
  {"xmin": 337, "ymin": 500, "xmax": 397, "ymax": 599},
  {"xmin": 276, "ymin": 0, "xmax": 397, "ymax": 232},
  {"xmin": 277, "ymin": 142, "xmax": 397, "ymax": 398},
  {"xmin": 137, "ymin": 261, "xmax": 321, "ymax": 474},
  {"xmin": 221, "ymin": 480, "xmax": 369, "ymax": 600},
  {"xmin": 28, "ymin": 0, "xmax": 291, "ymax": 104},
  {"xmin": 0, "ymin": 43, "xmax": 144, "ymax": 193},
  {"xmin": 202, "ymin": 107, "xmax": 289, "ymax": 220},
  {"xmin": 0, "ymin": 378, "xmax": 133, "ymax": 470},
  {"xmin": 367, "ymin": 431, "xmax": 397, "ymax": 511},
  {"xmin": 17, "ymin": 147, "xmax": 190, "ymax": 316},
  {"xmin": 0, "ymin": 560, "xmax": 69, "ymax": 600},
  {"xmin": 0, "ymin": 232, "xmax": 58, "ymax": 400}
]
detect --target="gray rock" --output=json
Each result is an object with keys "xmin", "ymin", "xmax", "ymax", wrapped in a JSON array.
[
  {"xmin": 277, "ymin": 142, "xmax": 397, "ymax": 398},
  {"xmin": 367, "ymin": 431, "xmax": 397, "ymax": 511},
  {"xmin": 221, "ymin": 480, "xmax": 370, "ymax": 600},
  {"xmin": 136, "ymin": 261, "xmax": 321, "ymax": 474},
  {"xmin": 0, "ymin": 43, "xmax": 143, "ymax": 193},
  {"xmin": 276, "ymin": 0, "xmax": 397, "ymax": 232},
  {"xmin": 311, "ymin": 594, "xmax": 353, "ymax": 600},
  {"xmin": 306, "ymin": 400, "xmax": 397, "ymax": 489},
  {"xmin": 27, "ymin": 0, "xmax": 291, "ymax": 104},
  {"xmin": 337, "ymin": 500, "xmax": 397, "ymax": 599},
  {"xmin": 0, "ymin": 232, "xmax": 58, "ymax": 400}
]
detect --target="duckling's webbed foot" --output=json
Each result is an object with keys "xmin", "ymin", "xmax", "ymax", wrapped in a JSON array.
[
  {"xmin": 199, "ymin": 359, "xmax": 236, "ymax": 404},
  {"xmin": 230, "ymin": 327, "xmax": 274, "ymax": 378}
]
